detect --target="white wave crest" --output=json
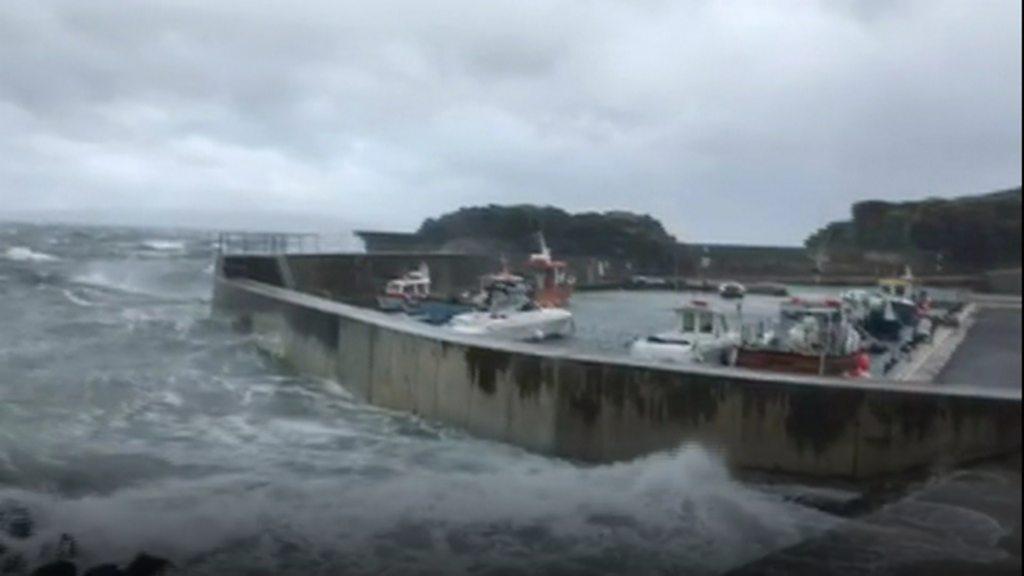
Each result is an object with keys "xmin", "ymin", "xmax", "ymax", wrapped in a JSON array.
[
  {"xmin": 141, "ymin": 239, "xmax": 186, "ymax": 252},
  {"xmin": 62, "ymin": 288, "xmax": 96, "ymax": 307},
  {"xmin": 3, "ymin": 246, "xmax": 59, "ymax": 262}
]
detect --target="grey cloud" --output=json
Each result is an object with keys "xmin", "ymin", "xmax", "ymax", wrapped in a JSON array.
[{"xmin": 1, "ymin": 0, "xmax": 1020, "ymax": 243}]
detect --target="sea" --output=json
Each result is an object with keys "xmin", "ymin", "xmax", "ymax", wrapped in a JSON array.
[{"xmin": 0, "ymin": 221, "xmax": 1018, "ymax": 575}]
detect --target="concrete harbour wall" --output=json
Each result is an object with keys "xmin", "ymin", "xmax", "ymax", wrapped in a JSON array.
[{"xmin": 212, "ymin": 255, "xmax": 1021, "ymax": 479}]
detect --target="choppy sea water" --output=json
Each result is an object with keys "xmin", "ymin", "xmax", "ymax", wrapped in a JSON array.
[{"xmin": 0, "ymin": 222, "xmax": 1018, "ymax": 575}]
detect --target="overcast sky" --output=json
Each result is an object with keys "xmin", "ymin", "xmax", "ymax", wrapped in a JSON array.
[{"xmin": 2, "ymin": 1, "xmax": 1020, "ymax": 244}]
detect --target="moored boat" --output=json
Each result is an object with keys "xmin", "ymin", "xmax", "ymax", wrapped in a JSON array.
[
  {"xmin": 718, "ymin": 281, "xmax": 746, "ymax": 299},
  {"xmin": 736, "ymin": 297, "xmax": 869, "ymax": 377},
  {"xmin": 377, "ymin": 264, "xmax": 431, "ymax": 312},
  {"xmin": 630, "ymin": 300, "xmax": 740, "ymax": 364},
  {"xmin": 448, "ymin": 275, "xmax": 574, "ymax": 341},
  {"xmin": 862, "ymin": 276, "xmax": 926, "ymax": 341},
  {"xmin": 524, "ymin": 233, "xmax": 575, "ymax": 308}
]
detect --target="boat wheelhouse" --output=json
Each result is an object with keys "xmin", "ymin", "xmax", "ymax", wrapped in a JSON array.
[
  {"xmin": 524, "ymin": 233, "xmax": 574, "ymax": 308},
  {"xmin": 377, "ymin": 264, "xmax": 431, "ymax": 312},
  {"xmin": 630, "ymin": 300, "xmax": 740, "ymax": 365}
]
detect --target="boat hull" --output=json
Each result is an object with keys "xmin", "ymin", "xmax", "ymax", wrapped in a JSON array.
[
  {"xmin": 410, "ymin": 299, "xmax": 474, "ymax": 325},
  {"xmin": 736, "ymin": 349, "xmax": 859, "ymax": 376},
  {"xmin": 535, "ymin": 285, "xmax": 574, "ymax": 308},
  {"xmin": 630, "ymin": 340, "xmax": 700, "ymax": 364},
  {"xmin": 449, "ymin": 309, "xmax": 574, "ymax": 341},
  {"xmin": 630, "ymin": 337, "xmax": 737, "ymax": 365},
  {"xmin": 376, "ymin": 295, "xmax": 408, "ymax": 312}
]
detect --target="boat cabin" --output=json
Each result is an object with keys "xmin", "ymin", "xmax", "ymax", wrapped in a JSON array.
[
  {"xmin": 774, "ymin": 298, "xmax": 858, "ymax": 355},
  {"xmin": 878, "ymin": 278, "xmax": 914, "ymax": 300},
  {"xmin": 674, "ymin": 301, "xmax": 730, "ymax": 339},
  {"xmin": 384, "ymin": 269, "xmax": 430, "ymax": 299},
  {"xmin": 525, "ymin": 237, "xmax": 574, "ymax": 307}
]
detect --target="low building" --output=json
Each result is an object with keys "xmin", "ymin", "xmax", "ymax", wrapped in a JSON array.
[{"xmin": 354, "ymin": 230, "xmax": 440, "ymax": 253}]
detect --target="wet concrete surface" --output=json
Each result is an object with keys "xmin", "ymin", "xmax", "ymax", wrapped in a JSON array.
[
  {"xmin": 938, "ymin": 308, "xmax": 1022, "ymax": 389},
  {"xmin": 728, "ymin": 455, "xmax": 1022, "ymax": 576}
]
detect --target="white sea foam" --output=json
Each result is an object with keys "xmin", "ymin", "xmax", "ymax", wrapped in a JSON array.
[
  {"xmin": 3, "ymin": 246, "xmax": 59, "ymax": 262},
  {"xmin": 0, "ymin": 446, "xmax": 838, "ymax": 575},
  {"xmin": 71, "ymin": 270, "xmax": 152, "ymax": 296},
  {"xmin": 62, "ymin": 288, "xmax": 96, "ymax": 307},
  {"xmin": 141, "ymin": 239, "xmax": 186, "ymax": 252}
]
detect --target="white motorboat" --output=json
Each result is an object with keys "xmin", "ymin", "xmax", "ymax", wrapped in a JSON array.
[
  {"xmin": 718, "ymin": 281, "xmax": 746, "ymax": 299},
  {"xmin": 449, "ymin": 276, "xmax": 574, "ymax": 341},
  {"xmin": 377, "ymin": 264, "xmax": 431, "ymax": 311},
  {"xmin": 449, "ymin": 307, "xmax": 574, "ymax": 341},
  {"xmin": 630, "ymin": 301, "xmax": 740, "ymax": 364}
]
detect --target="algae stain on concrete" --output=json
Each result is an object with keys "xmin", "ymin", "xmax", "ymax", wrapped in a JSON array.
[
  {"xmin": 512, "ymin": 356, "xmax": 544, "ymax": 400},
  {"xmin": 785, "ymin": 387, "xmax": 864, "ymax": 455},
  {"xmin": 465, "ymin": 347, "xmax": 511, "ymax": 395}
]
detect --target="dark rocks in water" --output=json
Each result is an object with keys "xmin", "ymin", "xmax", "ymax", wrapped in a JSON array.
[
  {"xmin": 30, "ymin": 560, "xmax": 77, "ymax": 576},
  {"xmin": 56, "ymin": 535, "xmax": 77, "ymax": 561},
  {"xmin": 82, "ymin": 565, "xmax": 122, "ymax": 576},
  {"xmin": 123, "ymin": 554, "xmax": 171, "ymax": 576},
  {"xmin": 2, "ymin": 552, "xmax": 28, "ymax": 575},
  {"xmin": 79, "ymin": 554, "xmax": 173, "ymax": 576},
  {"xmin": 23, "ymin": 553, "xmax": 172, "ymax": 576},
  {"xmin": 0, "ymin": 501, "xmax": 33, "ymax": 540}
]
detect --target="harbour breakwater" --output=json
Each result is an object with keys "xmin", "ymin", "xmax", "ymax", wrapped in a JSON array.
[{"xmin": 213, "ymin": 252, "xmax": 1021, "ymax": 480}]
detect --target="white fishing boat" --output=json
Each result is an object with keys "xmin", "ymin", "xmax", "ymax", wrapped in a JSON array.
[
  {"xmin": 449, "ymin": 277, "xmax": 573, "ymax": 341},
  {"xmin": 718, "ymin": 281, "xmax": 746, "ymax": 299},
  {"xmin": 377, "ymin": 264, "xmax": 431, "ymax": 312},
  {"xmin": 630, "ymin": 300, "xmax": 740, "ymax": 364}
]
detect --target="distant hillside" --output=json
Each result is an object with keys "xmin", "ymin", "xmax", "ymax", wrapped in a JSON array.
[
  {"xmin": 806, "ymin": 187, "xmax": 1022, "ymax": 270},
  {"xmin": 417, "ymin": 204, "xmax": 679, "ymax": 271}
]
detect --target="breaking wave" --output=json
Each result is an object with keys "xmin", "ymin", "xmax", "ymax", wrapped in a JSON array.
[
  {"xmin": 3, "ymin": 246, "xmax": 59, "ymax": 262},
  {"xmin": 0, "ymin": 444, "xmax": 836, "ymax": 575},
  {"xmin": 140, "ymin": 239, "xmax": 187, "ymax": 252},
  {"xmin": 61, "ymin": 288, "xmax": 96, "ymax": 307}
]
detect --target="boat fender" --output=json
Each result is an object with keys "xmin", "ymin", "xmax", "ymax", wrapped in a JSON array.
[{"xmin": 848, "ymin": 352, "xmax": 871, "ymax": 378}]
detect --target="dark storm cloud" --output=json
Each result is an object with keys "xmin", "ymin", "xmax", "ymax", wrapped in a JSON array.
[{"xmin": 1, "ymin": 0, "xmax": 1020, "ymax": 242}]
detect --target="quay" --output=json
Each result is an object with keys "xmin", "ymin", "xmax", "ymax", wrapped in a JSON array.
[{"xmin": 212, "ymin": 246, "xmax": 1021, "ymax": 480}]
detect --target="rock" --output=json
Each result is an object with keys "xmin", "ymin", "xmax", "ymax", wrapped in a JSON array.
[
  {"xmin": 57, "ymin": 534, "xmax": 77, "ymax": 560},
  {"xmin": 82, "ymin": 565, "xmax": 123, "ymax": 576},
  {"xmin": 30, "ymin": 560, "xmax": 77, "ymax": 576},
  {"xmin": 123, "ymin": 554, "xmax": 171, "ymax": 576},
  {"xmin": 2, "ymin": 552, "xmax": 27, "ymax": 575}
]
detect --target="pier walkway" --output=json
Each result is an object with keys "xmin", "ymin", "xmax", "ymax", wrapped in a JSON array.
[{"xmin": 938, "ymin": 307, "xmax": 1022, "ymax": 390}]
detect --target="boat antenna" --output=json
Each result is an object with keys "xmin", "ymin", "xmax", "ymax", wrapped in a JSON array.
[{"xmin": 534, "ymin": 231, "xmax": 551, "ymax": 261}]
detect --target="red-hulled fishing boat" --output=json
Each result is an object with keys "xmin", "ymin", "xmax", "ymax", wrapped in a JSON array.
[{"xmin": 736, "ymin": 297, "xmax": 870, "ymax": 377}]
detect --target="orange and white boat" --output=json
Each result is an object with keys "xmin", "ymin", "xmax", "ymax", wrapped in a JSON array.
[{"xmin": 524, "ymin": 233, "xmax": 574, "ymax": 308}]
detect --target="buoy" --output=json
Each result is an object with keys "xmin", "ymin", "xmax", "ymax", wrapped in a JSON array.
[{"xmin": 849, "ymin": 351, "xmax": 871, "ymax": 378}]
